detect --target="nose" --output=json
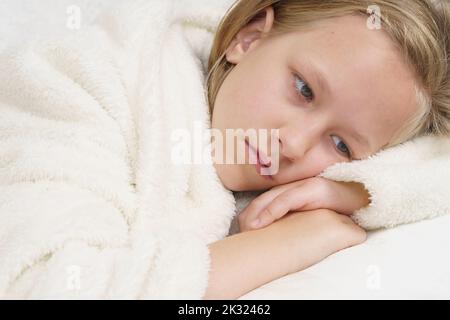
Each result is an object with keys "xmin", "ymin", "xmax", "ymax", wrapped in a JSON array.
[{"xmin": 278, "ymin": 122, "xmax": 322, "ymax": 162}]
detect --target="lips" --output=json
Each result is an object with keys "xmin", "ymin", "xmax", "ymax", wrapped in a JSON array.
[
  {"xmin": 257, "ymin": 149, "xmax": 271, "ymax": 167},
  {"xmin": 245, "ymin": 139, "xmax": 273, "ymax": 178}
]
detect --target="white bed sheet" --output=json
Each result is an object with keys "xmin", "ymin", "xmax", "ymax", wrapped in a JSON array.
[
  {"xmin": 240, "ymin": 213, "xmax": 450, "ymax": 299},
  {"xmin": 2, "ymin": 0, "xmax": 449, "ymax": 299},
  {"xmin": 231, "ymin": 191, "xmax": 450, "ymax": 299}
]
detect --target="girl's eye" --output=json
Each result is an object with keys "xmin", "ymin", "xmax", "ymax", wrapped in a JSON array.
[
  {"xmin": 294, "ymin": 75, "xmax": 314, "ymax": 102},
  {"xmin": 331, "ymin": 135, "xmax": 352, "ymax": 159}
]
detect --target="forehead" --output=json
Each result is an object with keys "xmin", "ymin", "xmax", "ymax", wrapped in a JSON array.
[{"xmin": 274, "ymin": 14, "xmax": 420, "ymax": 154}]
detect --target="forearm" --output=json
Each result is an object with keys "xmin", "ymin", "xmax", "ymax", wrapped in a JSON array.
[
  {"xmin": 204, "ymin": 215, "xmax": 294, "ymax": 300},
  {"xmin": 203, "ymin": 211, "xmax": 344, "ymax": 300}
]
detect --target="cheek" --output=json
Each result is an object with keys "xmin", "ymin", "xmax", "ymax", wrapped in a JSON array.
[
  {"xmin": 243, "ymin": 90, "xmax": 270, "ymax": 117},
  {"xmin": 216, "ymin": 55, "xmax": 283, "ymax": 130},
  {"xmin": 285, "ymin": 145, "xmax": 345, "ymax": 182},
  {"xmin": 236, "ymin": 76, "xmax": 281, "ymax": 126},
  {"xmin": 305, "ymin": 152, "xmax": 337, "ymax": 176}
]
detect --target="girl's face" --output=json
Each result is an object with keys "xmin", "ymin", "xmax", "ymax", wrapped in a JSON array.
[{"xmin": 211, "ymin": 8, "xmax": 420, "ymax": 192}]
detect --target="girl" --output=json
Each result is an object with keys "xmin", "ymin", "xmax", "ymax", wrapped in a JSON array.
[
  {"xmin": 0, "ymin": 0, "xmax": 448, "ymax": 300},
  {"xmin": 204, "ymin": 0, "xmax": 450, "ymax": 298}
]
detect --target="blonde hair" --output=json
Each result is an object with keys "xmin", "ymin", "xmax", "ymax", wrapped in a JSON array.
[{"xmin": 206, "ymin": 0, "xmax": 450, "ymax": 150}]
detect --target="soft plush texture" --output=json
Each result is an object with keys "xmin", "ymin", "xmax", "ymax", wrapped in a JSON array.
[
  {"xmin": 0, "ymin": 0, "xmax": 237, "ymax": 299},
  {"xmin": 319, "ymin": 135, "xmax": 450, "ymax": 229},
  {"xmin": 1, "ymin": 0, "xmax": 450, "ymax": 299}
]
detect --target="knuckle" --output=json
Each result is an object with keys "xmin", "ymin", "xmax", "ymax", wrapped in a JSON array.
[
  {"xmin": 336, "ymin": 217, "xmax": 367, "ymax": 246},
  {"xmin": 277, "ymin": 192, "xmax": 292, "ymax": 204},
  {"xmin": 346, "ymin": 224, "xmax": 368, "ymax": 244},
  {"xmin": 263, "ymin": 206, "xmax": 276, "ymax": 218},
  {"xmin": 316, "ymin": 211, "xmax": 367, "ymax": 246},
  {"xmin": 355, "ymin": 228, "xmax": 368, "ymax": 244},
  {"xmin": 295, "ymin": 208, "xmax": 368, "ymax": 247}
]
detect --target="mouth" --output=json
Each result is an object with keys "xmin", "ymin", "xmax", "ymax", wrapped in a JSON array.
[{"xmin": 244, "ymin": 139, "xmax": 273, "ymax": 179}]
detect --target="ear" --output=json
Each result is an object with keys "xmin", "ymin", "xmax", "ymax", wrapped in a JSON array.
[{"xmin": 225, "ymin": 6, "xmax": 275, "ymax": 65}]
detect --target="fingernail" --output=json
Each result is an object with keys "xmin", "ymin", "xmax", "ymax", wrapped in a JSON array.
[{"xmin": 252, "ymin": 218, "xmax": 262, "ymax": 228}]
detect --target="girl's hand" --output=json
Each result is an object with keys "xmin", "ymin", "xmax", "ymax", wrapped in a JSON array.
[
  {"xmin": 238, "ymin": 177, "xmax": 371, "ymax": 232},
  {"xmin": 284, "ymin": 209, "xmax": 368, "ymax": 273}
]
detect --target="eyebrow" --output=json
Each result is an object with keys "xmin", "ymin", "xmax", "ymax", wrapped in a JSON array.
[{"xmin": 298, "ymin": 57, "xmax": 330, "ymax": 96}]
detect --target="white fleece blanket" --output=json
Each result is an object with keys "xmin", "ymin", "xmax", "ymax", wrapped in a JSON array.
[
  {"xmin": 0, "ymin": 0, "xmax": 237, "ymax": 299},
  {"xmin": 1, "ymin": 0, "xmax": 450, "ymax": 299}
]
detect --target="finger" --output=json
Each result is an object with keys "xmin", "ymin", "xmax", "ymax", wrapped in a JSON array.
[
  {"xmin": 239, "ymin": 187, "xmax": 288, "ymax": 223},
  {"xmin": 240, "ymin": 179, "xmax": 308, "ymax": 222},
  {"xmin": 251, "ymin": 186, "xmax": 314, "ymax": 228},
  {"xmin": 308, "ymin": 178, "xmax": 366, "ymax": 215},
  {"xmin": 239, "ymin": 180, "xmax": 313, "ymax": 231}
]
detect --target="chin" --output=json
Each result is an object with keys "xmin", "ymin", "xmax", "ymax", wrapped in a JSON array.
[
  {"xmin": 214, "ymin": 163, "xmax": 274, "ymax": 192},
  {"xmin": 213, "ymin": 163, "xmax": 244, "ymax": 191},
  {"xmin": 221, "ymin": 174, "xmax": 270, "ymax": 193},
  {"xmin": 217, "ymin": 169, "xmax": 243, "ymax": 191}
]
